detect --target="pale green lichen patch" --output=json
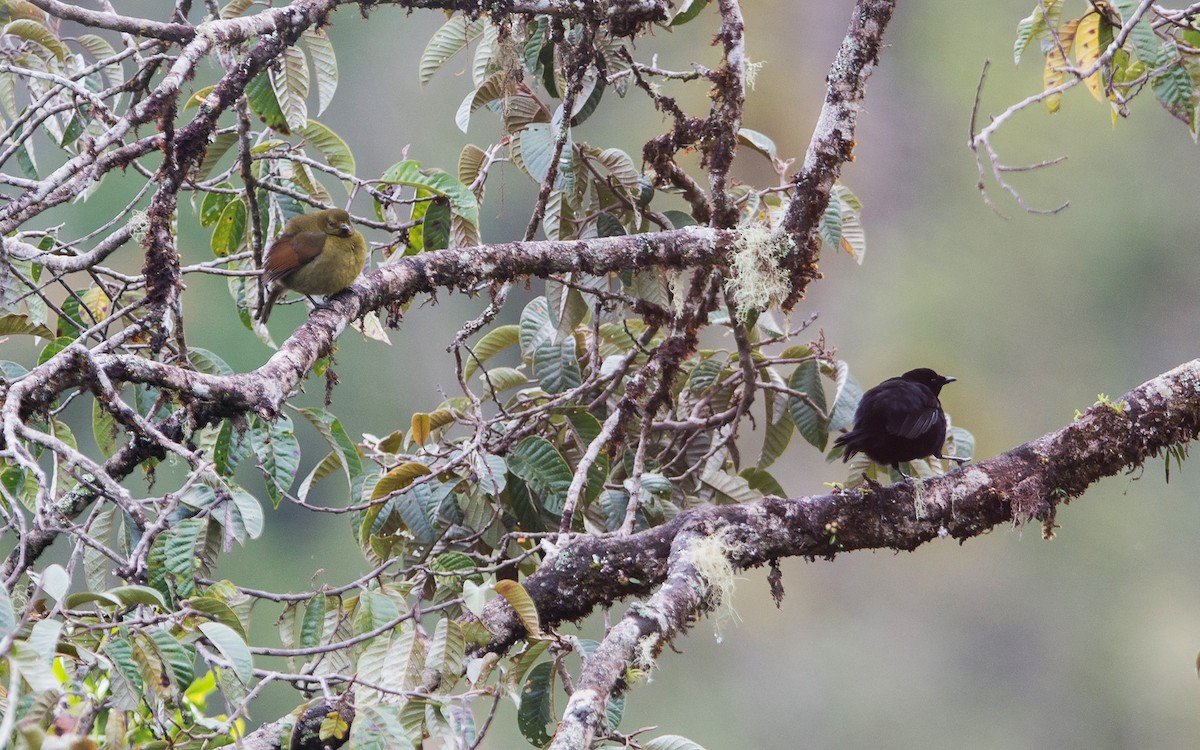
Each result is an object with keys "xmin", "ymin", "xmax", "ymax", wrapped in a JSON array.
[
  {"xmin": 684, "ymin": 532, "xmax": 741, "ymax": 639},
  {"xmin": 725, "ymin": 224, "xmax": 793, "ymax": 321},
  {"xmin": 128, "ymin": 210, "xmax": 150, "ymax": 241}
]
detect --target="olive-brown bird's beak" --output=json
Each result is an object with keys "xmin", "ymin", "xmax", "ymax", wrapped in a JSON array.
[{"xmin": 335, "ymin": 222, "xmax": 352, "ymax": 237}]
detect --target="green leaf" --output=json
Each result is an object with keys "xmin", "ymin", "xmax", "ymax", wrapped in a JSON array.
[
  {"xmin": 386, "ymin": 626, "xmax": 426, "ymax": 693},
  {"xmin": 250, "ymin": 414, "xmax": 300, "ymax": 508},
  {"xmin": 33, "ymin": 563, "xmax": 67, "ymax": 603},
  {"xmin": 509, "ymin": 437, "xmax": 572, "ymax": 516},
  {"xmin": 0, "ymin": 361, "xmax": 28, "ymax": 381},
  {"xmin": 187, "ymin": 595, "xmax": 248, "ymax": 639},
  {"xmin": 669, "ymin": 0, "xmax": 709, "ymax": 26},
  {"xmin": 350, "ymin": 704, "xmax": 414, "ymax": 750},
  {"xmin": 512, "ymin": 123, "xmax": 573, "ymax": 190},
  {"xmin": 532, "ymin": 337, "xmax": 581, "ymax": 394},
  {"xmin": 213, "ymin": 419, "xmax": 250, "ymax": 475},
  {"xmin": 147, "ymin": 627, "xmax": 196, "ymax": 689},
  {"xmin": 296, "ymin": 450, "xmax": 343, "ymax": 501},
  {"xmin": 301, "ymin": 119, "xmax": 355, "ymax": 181},
  {"xmin": 4, "ymin": 19, "xmax": 68, "ymax": 61},
  {"xmin": 106, "ymin": 584, "xmax": 169, "ymax": 609},
  {"xmin": 220, "ymin": 0, "xmax": 254, "ymax": 18},
  {"xmin": 830, "ymin": 184, "xmax": 866, "ymax": 264},
  {"xmin": 161, "ymin": 516, "xmax": 206, "ymax": 598},
  {"xmin": 301, "ymin": 29, "xmax": 338, "ymax": 116},
  {"xmin": 199, "ymin": 621, "xmax": 253, "ymax": 684},
  {"xmin": 787, "ymin": 358, "xmax": 828, "ymax": 451},
  {"xmin": 379, "ymin": 159, "xmax": 480, "ymax": 232},
  {"xmin": 245, "ymin": 71, "xmax": 289, "ymax": 134},
  {"xmin": 737, "ymin": 128, "xmax": 777, "ymax": 161},
  {"xmin": 188, "ymin": 347, "xmax": 234, "ymax": 375},
  {"xmin": 739, "ymin": 467, "xmax": 786, "ymax": 496},
  {"xmin": 549, "ymin": 284, "xmax": 588, "ymax": 340},
  {"xmin": 570, "ymin": 67, "xmax": 605, "ymax": 126},
  {"xmin": 1013, "ymin": 0, "xmax": 1063, "ymax": 64},
  {"xmin": 473, "ymin": 19, "xmax": 500, "ymax": 85},
  {"xmin": 77, "ymin": 33, "xmax": 123, "ymax": 87},
  {"xmin": 479, "ymin": 366, "xmax": 529, "ymax": 396},
  {"xmin": 196, "ymin": 132, "xmax": 239, "ymax": 182},
  {"xmin": 517, "ymin": 661, "xmax": 555, "ymax": 745},
  {"xmin": 10, "ymin": 640, "xmax": 59, "ymax": 692},
  {"xmin": 502, "ymin": 90, "xmax": 551, "ymax": 133},
  {"xmin": 210, "ymin": 197, "xmax": 247, "ymax": 257},
  {"xmin": 523, "ymin": 17, "xmax": 549, "ymax": 73},
  {"xmin": 688, "ymin": 355, "xmax": 728, "ymax": 393},
  {"xmin": 455, "ymin": 72, "xmax": 513, "ymax": 132},
  {"xmin": 37, "ymin": 336, "xmax": 73, "ymax": 365},
  {"xmin": 595, "ymin": 147, "xmax": 640, "ymax": 195},
  {"xmin": 758, "ymin": 412, "xmax": 793, "ymax": 469},
  {"xmin": 826, "ymin": 360, "xmax": 863, "ymax": 432},
  {"xmin": 518, "ymin": 296, "xmax": 554, "ymax": 356},
  {"xmin": 299, "ymin": 592, "xmax": 326, "ymax": 650},
  {"xmin": 382, "ymin": 480, "xmax": 445, "ymax": 543},
  {"xmin": 662, "ymin": 208, "xmax": 700, "ymax": 226},
  {"xmin": 353, "ymin": 590, "xmax": 399, "ymax": 634},
  {"xmin": 422, "ymin": 196, "xmax": 452, "ymax": 251},
  {"xmin": 462, "ymin": 324, "xmax": 519, "ymax": 380},
  {"xmin": 229, "ymin": 487, "xmax": 264, "ymax": 540},
  {"xmin": 458, "ymin": 143, "xmax": 487, "ymax": 192},
  {"xmin": 426, "ymin": 618, "xmax": 466, "ymax": 690},
  {"xmin": 471, "ymin": 452, "xmax": 508, "ymax": 497},
  {"xmin": 81, "ymin": 505, "xmax": 116, "ymax": 591},
  {"xmin": 700, "ymin": 468, "xmax": 764, "ymax": 504},
  {"xmin": 419, "ymin": 16, "xmax": 486, "ymax": 86},
  {"xmin": 1151, "ymin": 59, "xmax": 1195, "ymax": 129},
  {"xmin": 294, "ymin": 407, "xmax": 363, "ymax": 486},
  {"xmin": 199, "ymin": 185, "xmax": 235, "ymax": 227},
  {"xmin": 0, "ymin": 583, "xmax": 15, "ymax": 639},
  {"xmin": 0, "ymin": 313, "xmax": 53, "ymax": 338},
  {"xmin": 271, "ymin": 44, "xmax": 310, "ymax": 133}
]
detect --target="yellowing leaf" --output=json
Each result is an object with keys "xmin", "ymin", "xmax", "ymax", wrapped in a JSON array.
[
  {"xmin": 1074, "ymin": 13, "xmax": 1105, "ymax": 103},
  {"xmin": 183, "ymin": 85, "xmax": 216, "ymax": 112},
  {"xmin": 81, "ymin": 286, "xmax": 111, "ymax": 323},
  {"xmin": 494, "ymin": 580, "xmax": 540, "ymax": 637},
  {"xmin": 410, "ymin": 413, "xmax": 432, "ymax": 447},
  {"xmin": 369, "ymin": 462, "xmax": 431, "ymax": 501},
  {"xmin": 1043, "ymin": 20, "xmax": 1079, "ymax": 113}
]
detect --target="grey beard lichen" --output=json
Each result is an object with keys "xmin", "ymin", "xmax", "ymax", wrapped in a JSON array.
[{"xmin": 725, "ymin": 224, "xmax": 794, "ymax": 321}]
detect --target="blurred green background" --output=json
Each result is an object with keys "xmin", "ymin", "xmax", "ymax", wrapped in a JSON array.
[{"xmin": 15, "ymin": 0, "xmax": 1200, "ymax": 746}]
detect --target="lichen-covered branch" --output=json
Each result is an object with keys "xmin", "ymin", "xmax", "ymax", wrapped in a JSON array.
[
  {"xmin": 476, "ymin": 358, "xmax": 1200, "ymax": 655},
  {"xmin": 781, "ymin": 0, "xmax": 896, "ymax": 307}
]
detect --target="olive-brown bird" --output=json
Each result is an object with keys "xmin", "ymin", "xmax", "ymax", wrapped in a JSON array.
[{"xmin": 256, "ymin": 208, "xmax": 367, "ymax": 323}]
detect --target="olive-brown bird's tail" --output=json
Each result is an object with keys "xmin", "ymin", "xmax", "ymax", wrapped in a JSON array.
[{"xmin": 256, "ymin": 285, "xmax": 283, "ymax": 324}]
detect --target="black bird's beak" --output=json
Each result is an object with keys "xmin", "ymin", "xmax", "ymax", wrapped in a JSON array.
[{"xmin": 944, "ymin": 376, "xmax": 957, "ymax": 383}]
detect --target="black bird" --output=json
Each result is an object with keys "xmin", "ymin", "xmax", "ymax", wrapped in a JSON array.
[{"xmin": 834, "ymin": 368, "xmax": 957, "ymax": 472}]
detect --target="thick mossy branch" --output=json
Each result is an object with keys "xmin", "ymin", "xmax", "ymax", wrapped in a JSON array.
[{"xmin": 475, "ymin": 358, "xmax": 1200, "ymax": 654}]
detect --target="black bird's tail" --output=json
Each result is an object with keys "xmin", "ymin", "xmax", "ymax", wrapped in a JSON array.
[{"xmin": 832, "ymin": 430, "xmax": 863, "ymax": 462}]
